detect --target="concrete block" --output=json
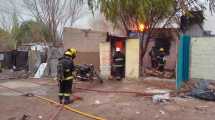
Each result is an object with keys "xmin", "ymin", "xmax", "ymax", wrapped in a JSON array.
[{"xmin": 125, "ymin": 39, "xmax": 140, "ymax": 79}]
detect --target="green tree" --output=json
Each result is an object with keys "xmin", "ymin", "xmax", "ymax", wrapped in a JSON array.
[
  {"xmin": 88, "ymin": 0, "xmax": 177, "ymax": 65},
  {"xmin": 0, "ymin": 28, "xmax": 10, "ymax": 40},
  {"xmin": 10, "ymin": 12, "xmax": 20, "ymax": 49},
  {"xmin": 0, "ymin": 11, "xmax": 21, "ymax": 50},
  {"xmin": 207, "ymin": 0, "xmax": 215, "ymax": 13},
  {"xmin": 89, "ymin": 0, "xmax": 175, "ymax": 33},
  {"xmin": 0, "ymin": 28, "xmax": 11, "ymax": 49},
  {"xmin": 87, "ymin": 0, "xmax": 215, "ymax": 57}
]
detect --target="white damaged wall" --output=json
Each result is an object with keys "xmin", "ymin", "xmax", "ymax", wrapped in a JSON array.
[{"xmin": 191, "ymin": 37, "xmax": 215, "ymax": 80}]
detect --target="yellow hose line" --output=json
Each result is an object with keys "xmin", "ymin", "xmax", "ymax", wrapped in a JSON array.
[
  {"xmin": 35, "ymin": 95, "xmax": 106, "ymax": 120},
  {"xmin": 0, "ymin": 84, "xmax": 106, "ymax": 120}
]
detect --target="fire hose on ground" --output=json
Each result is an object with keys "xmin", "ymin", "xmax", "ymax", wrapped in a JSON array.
[
  {"xmin": 29, "ymin": 80, "xmax": 168, "ymax": 97},
  {"xmin": 0, "ymin": 84, "xmax": 106, "ymax": 120}
]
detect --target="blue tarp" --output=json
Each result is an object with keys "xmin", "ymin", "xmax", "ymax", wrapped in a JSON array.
[{"xmin": 189, "ymin": 80, "xmax": 215, "ymax": 101}]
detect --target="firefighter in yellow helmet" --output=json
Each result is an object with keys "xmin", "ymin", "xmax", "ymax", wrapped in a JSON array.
[
  {"xmin": 113, "ymin": 48, "xmax": 125, "ymax": 80},
  {"xmin": 67, "ymin": 48, "xmax": 77, "ymax": 59},
  {"xmin": 57, "ymin": 48, "xmax": 77, "ymax": 104},
  {"xmin": 157, "ymin": 47, "xmax": 166, "ymax": 71},
  {"xmin": 159, "ymin": 48, "xmax": 164, "ymax": 52}
]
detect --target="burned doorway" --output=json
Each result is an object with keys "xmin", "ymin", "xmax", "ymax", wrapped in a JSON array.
[
  {"xmin": 143, "ymin": 30, "xmax": 178, "ymax": 79},
  {"xmin": 109, "ymin": 36, "xmax": 126, "ymax": 79}
]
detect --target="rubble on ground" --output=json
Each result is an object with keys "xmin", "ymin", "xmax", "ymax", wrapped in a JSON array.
[
  {"xmin": 0, "ymin": 70, "xmax": 29, "ymax": 80},
  {"xmin": 144, "ymin": 68, "xmax": 175, "ymax": 79},
  {"xmin": 152, "ymin": 93, "xmax": 170, "ymax": 103},
  {"xmin": 2, "ymin": 78, "xmax": 215, "ymax": 120}
]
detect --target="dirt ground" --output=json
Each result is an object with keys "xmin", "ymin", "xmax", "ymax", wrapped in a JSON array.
[{"xmin": 1, "ymin": 77, "xmax": 215, "ymax": 120}]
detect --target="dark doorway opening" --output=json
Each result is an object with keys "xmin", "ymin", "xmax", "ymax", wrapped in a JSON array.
[{"xmin": 108, "ymin": 35, "xmax": 126, "ymax": 78}]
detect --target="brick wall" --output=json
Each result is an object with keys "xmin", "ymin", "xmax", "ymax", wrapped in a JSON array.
[
  {"xmin": 191, "ymin": 37, "xmax": 215, "ymax": 80},
  {"xmin": 63, "ymin": 27, "xmax": 107, "ymax": 52},
  {"xmin": 74, "ymin": 52, "xmax": 100, "ymax": 70},
  {"xmin": 63, "ymin": 28, "xmax": 107, "ymax": 70}
]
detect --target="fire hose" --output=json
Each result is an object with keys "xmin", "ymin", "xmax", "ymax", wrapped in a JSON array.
[
  {"xmin": 29, "ymin": 80, "xmax": 178, "ymax": 97},
  {"xmin": 0, "ymin": 84, "xmax": 106, "ymax": 120},
  {"xmin": 29, "ymin": 80, "xmax": 155, "ymax": 97}
]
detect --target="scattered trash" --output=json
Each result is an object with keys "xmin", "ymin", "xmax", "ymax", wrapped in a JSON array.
[
  {"xmin": 146, "ymin": 88, "xmax": 171, "ymax": 94},
  {"xmin": 95, "ymin": 100, "xmax": 101, "ymax": 105},
  {"xmin": 152, "ymin": 93, "xmax": 170, "ymax": 103},
  {"xmin": 34, "ymin": 63, "xmax": 47, "ymax": 78},
  {"xmin": 195, "ymin": 106, "xmax": 208, "ymax": 111},
  {"xmin": 159, "ymin": 110, "xmax": 165, "ymax": 115},
  {"xmin": 38, "ymin": 115, "xmax": 43, "ymax": 119},
  {"xmin": 22, "ymin": 93, "xmax": 34, "ymax": 97},
  {"xmin": 135, "ymin": 111, "xmax": 140, "ymax": 114},
  {"xmin": 73, "ymin": 95, "xmax": 83, "ymax": 101},
  {"xmin": 144, "ymin": 69, "xmax": 174, "ymax": 78},
  {"xmin": 21, "ymin": 114, "xmax": 31, "ymax": 120},
  {"xmin": 74, "ymin": 104, "xmax": 80, "ymax": 107},
  {"xmin": 189, "ymin": 80, "xmax": 215, "ymax": 101}
]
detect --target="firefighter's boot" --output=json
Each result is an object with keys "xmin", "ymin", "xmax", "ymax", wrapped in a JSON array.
[
  {"xmin": 58, "ymin": 95, "xmax": 63, "ymax": 104},
  {"xmin": 64, "ymin": 96, "xmax": 71, "ymax": 105}
]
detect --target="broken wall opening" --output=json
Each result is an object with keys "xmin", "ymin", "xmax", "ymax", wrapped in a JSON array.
[{"xmin": 143, "ymin": 29, "xmax": 178, "ymax": 79}]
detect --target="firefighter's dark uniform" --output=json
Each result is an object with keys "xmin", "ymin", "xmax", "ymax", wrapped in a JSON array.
[
  {"xmin": 157, "ymin": 48, "xmax": 166, "ymax": 72},
  {"xmin": 57, "ymin": 55, "xmax": 75, "ymax": 104},
  {"xmin": 149, "ymin": 47, "xmax": 158, "ymax": 68},
  {"xmin": 113, "ymin": 51, "xmax": 125, "ymax": 80}
]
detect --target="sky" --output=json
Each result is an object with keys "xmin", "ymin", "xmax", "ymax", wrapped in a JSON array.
[{"xmin": 0, "ymin": 0, "xmax": 215, "ymax": 34}]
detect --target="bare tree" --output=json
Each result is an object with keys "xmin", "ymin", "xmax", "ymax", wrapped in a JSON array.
[
  {"xmin": 0, "ymin": 0, "xmax": 25, "ymax": 49},
  {"xmin": 0, "ymin": 14, "xmax": 11, "ymax": 31},
  {"xmin": 207, "ymin": 0, "xmax": 215, "ymax": 13},
  {"xmin": 23, "ymin": 0, "xmax": 84, "ymax": 42},
  {"xmin": 0, "ymin": 0, "xmax": 23, "ymax": 31}
]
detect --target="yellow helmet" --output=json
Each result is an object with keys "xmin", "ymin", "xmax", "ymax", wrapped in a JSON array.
[
  {"xmin": 160, "ymin": 48, "xmax": 164, "ymax": 52},
  {"xmin": 64, "ymin": 48, "xmax": 77, "ymax": 58},
  {"xmin": 68, "ymin": 48, "xmax": 77, "ymax": 55},
  {"xmin": 64, "ymin": 51, "xmax": 73, "ymax": 57}
]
